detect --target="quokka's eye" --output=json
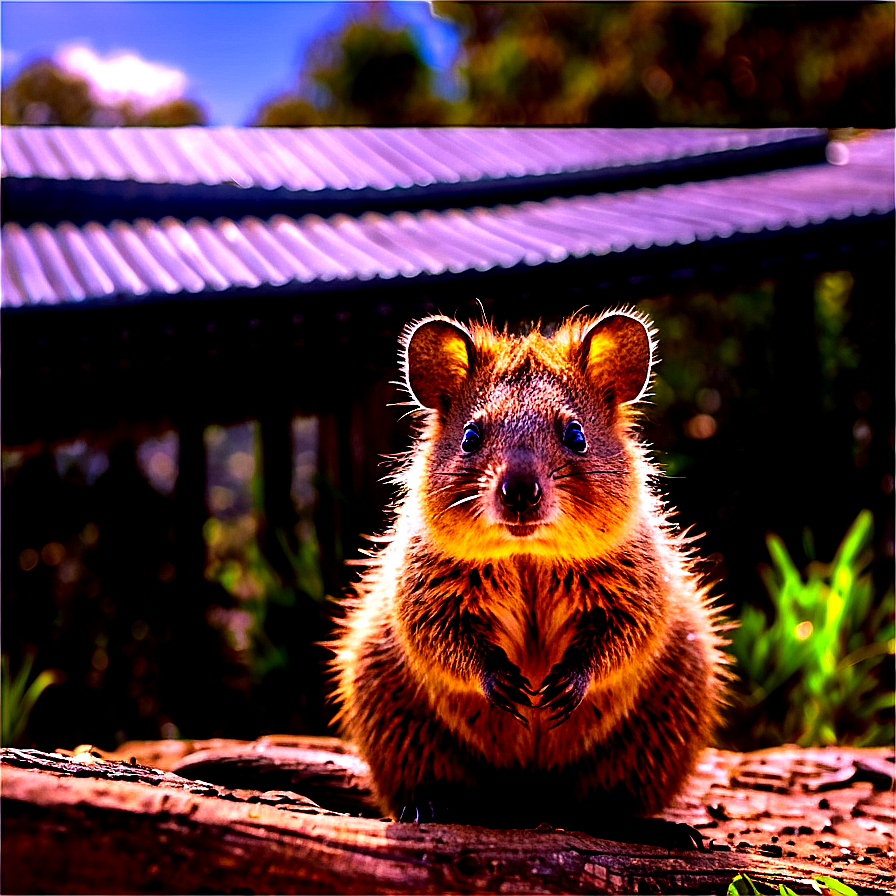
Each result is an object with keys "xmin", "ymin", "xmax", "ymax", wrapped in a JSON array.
[
  {"xmin": 461, "ymin": 422, "xmax": 482, "ymax": 454},
  {"xmin": 562, "ymin": 420, "xmax": 587, "ymax": 454}
]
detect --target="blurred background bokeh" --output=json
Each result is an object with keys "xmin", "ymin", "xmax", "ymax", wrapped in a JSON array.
[
  {"xmin": 1, "ymin": 1, "xmax": 893, "ymax": 755},
  {"xmin": 2, "ymin": 2, "xmax": 893, "ymax": 128}
]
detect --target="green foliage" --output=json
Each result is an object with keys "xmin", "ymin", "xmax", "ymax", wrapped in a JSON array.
[
  {"xmin": 639, "ymin": 282, "xmax": 777, "ymax": 478},
  {"xmin": 1, "ymin": 652, "xmax": 64, "ymax": 746},
  {"xmin": 727, "ymin": 511, "xmax": 895, "ymax": 748},
  {"xmin": 255, "ymin": 11, "xmax": 448, "ymax": 126},
  {"xmin": 729, "ymin": 874, "xmax": 762, "ymax": 895},
  {"xmin": 4, "ymin": 4, "xmax": 893, "ymax": 127},
  {"xmin": 202, "ymin": 503, "xmax": 332, "ymax": 734},
  {"xmin": 0, "ymin": 58, "xmax": 95, "ymax": 125},
  {"xmin": 729, "ymin": 874, "xmax": 856, "ymax": 896},
  {"xmin": 432, "ymin": 2, "xmax": 893, "ymax": 125},
  {"xmin": 1, "ymin": 57, "xmax": 207, "ymax": 126},
  {"xmin": 812, "ymin": 878, "xmax": 857, "ymax": 896},
  {"xmin": 203, "ymin": 420, "xmax": 327, "ymax": 693},
  {"xmin": 814, "ymin": 272, "xmax": 860, "ymax": 413},
  {"xmin": 137, "ymin": 98, "xmax": 207, "ymax": 127},
  {"xmin": 255, "ymin": 1, "xmax": 895, "ymax": 126},
  {"xmin": 203, "ymin": 516, "xmax": 325, "ymax": 682}
]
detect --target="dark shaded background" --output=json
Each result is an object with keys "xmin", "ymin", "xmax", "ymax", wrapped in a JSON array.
[{"xmin": 2, "ymin": 2, "xmax": 893, "ymax": 753}]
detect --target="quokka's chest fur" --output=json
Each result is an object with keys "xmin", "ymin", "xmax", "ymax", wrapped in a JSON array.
[
  {"xmin": 386, "ymin": 524, "xmax": 679, "ymax": 765},
  {"xmin": 396, "ymin": 535, "xmax": 661, "ymax": 679}
]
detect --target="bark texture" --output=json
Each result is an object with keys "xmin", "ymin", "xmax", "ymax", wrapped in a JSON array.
[{"xmin": 2, "ymin": 738, "xmax": 893, "ymax": 894}]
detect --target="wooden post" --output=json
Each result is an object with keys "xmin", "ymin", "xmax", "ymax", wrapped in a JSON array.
[{"xmin": 257, "ymin": 406, "xmax": 300, "ymax": 585}]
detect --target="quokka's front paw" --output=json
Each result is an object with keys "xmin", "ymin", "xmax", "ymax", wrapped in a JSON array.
[
  {"xmin": 537, "ymin": 651, "xmax": 592, "ymax": 728},
  {"xmin": 480, "ymin": 647, "xmax": 535, "ymax": 726},
  {"xmin": 582, "ymin": 816, "xmax": 708, "ymax": 851}
]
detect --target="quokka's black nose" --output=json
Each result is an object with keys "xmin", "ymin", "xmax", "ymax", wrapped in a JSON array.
[{"xmin": 500, "ymin": 474, "xmax": 542, "ymax": 514}]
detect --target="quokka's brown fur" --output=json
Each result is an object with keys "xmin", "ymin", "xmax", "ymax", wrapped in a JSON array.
[{"xmin": 332, "ymin": 309, "xmax": 729, "ymax": 830}]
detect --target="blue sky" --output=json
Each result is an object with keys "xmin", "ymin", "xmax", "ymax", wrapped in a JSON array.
[{"xmin": 1, "ymin": 1, "xmax": 460, "ymax": 125}]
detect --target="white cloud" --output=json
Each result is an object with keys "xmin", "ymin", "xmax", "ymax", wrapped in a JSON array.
[{"xmin": 55, "ymin": 44, "xmax": 187, "ymax": 113}]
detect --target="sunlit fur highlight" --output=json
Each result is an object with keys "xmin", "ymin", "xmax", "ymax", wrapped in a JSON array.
[{"xmin": 332, "ymin": 309, "xmax": 729, "ymax": 828}]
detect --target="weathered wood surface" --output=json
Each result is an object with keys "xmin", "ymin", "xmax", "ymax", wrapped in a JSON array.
[{"xmin": 2, "ymin": 738, "xmax": 893, "ymax": 895}]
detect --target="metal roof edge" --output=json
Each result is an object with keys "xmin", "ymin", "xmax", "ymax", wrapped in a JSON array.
[
  {"xmin": 1, "ymin": 130, "xmax": 829, "ymax": 227},
  {"xmin": 3, "ymin": 207, "xmax": 889, "ymax": 317}
]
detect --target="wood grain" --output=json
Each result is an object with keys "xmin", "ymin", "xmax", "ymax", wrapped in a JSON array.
[{"xmin": 2, "ymin": 740, "xmax": 893, "ymax": 894}]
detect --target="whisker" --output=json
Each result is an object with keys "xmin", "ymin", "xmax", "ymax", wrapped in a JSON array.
[
  {"xmin": 549, "ymin": 459, "xmax": 576, "ymax": 477},
  {"xmin": 445, "ymin": 492, "xmax": 482, "ymax": 512},
  {"xmin": 432, "ymin": 464, "xmax": 488, "ymax": 475},
  {"xmin": 430, "ymin": 471, "xmax": 484, "ymax": 478},
  {"xmin": 431, "ymin": 482, "xmax": 471, "ymax": 500},
  {"xmin": 551, "ymin": 451, "xmax": 626, "ymax": 480},
  {"xmin": 552, "ymin": 469, "xmax": 628, "ymax": 479}
]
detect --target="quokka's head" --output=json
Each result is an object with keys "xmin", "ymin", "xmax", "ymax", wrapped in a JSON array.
[{"xmin": 400, "ymin": 309, "xmax": 658, "ymax": 562}]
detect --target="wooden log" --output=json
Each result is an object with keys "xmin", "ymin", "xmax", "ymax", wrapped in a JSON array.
[
  {"xmin": 167, "ymin": 738, "xmax": 378, "ymax": 816},
  {"xmin": 2, "ymin": 743, "xmax": 893, "ymax": 894}
]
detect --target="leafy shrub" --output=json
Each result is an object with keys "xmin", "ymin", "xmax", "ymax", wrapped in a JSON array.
[
  {"xmin": 729, "ymin": 872, "xmax": 857, "ymax": 895},
  {"xmin": 1, "ymin": 652, "xmax": 64, "ymax": 746},
  {"xmin": 726, "ymin": 510, "xmax": 894, "ymax": 748}
]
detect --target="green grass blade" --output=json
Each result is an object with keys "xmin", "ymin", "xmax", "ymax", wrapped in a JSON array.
[
  {"xmin": 729, "ymin": 874, "xmax": 763, "ymax": 895},
  {"xmin": 812, "ymin": 875, "xmax": 857, "ymax": 896}
]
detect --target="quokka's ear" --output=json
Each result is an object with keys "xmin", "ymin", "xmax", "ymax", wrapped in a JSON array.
[
  {"xmin": 404, "ymin": 316, "xmax": 475, "ymax": 411},
  {"xmin": 579, "ymin": 310, "xmax": 654, "ymax": 405}
]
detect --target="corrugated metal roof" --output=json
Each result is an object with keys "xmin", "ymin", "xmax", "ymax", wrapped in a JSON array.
[
  {"xmin": 2, "ymin": 126, "xmax": 830, "ymax": 228},
  {"xmin": 3, "ymin": 130, "xmax": 891, "ymax": 309},
  {"xmin": 2, "ymin": 126, "xmax": 823, "ymax": 190}
]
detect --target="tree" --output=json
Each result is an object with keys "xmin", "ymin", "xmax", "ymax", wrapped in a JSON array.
[
  {"xmin": 432, "ymin": 1, "xmax": 895, "ymax": 126},
  {"xmin": 137, "ymin": 98, "xmax": 207, "ymax": 128},
  {"xmin": 1, "ymin": 58, "xmax": 207, "ymax": 126},
  {"xmin": 250, "ymin": 2, "xmax": 893, "ymax": 127},
  {"xmin": 253, "ymin": 9, "xmax": 449, "ymax": 126},
  {"xmin": 1, "ymin": 59, "xmax": 96, "ymax": 126}
]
